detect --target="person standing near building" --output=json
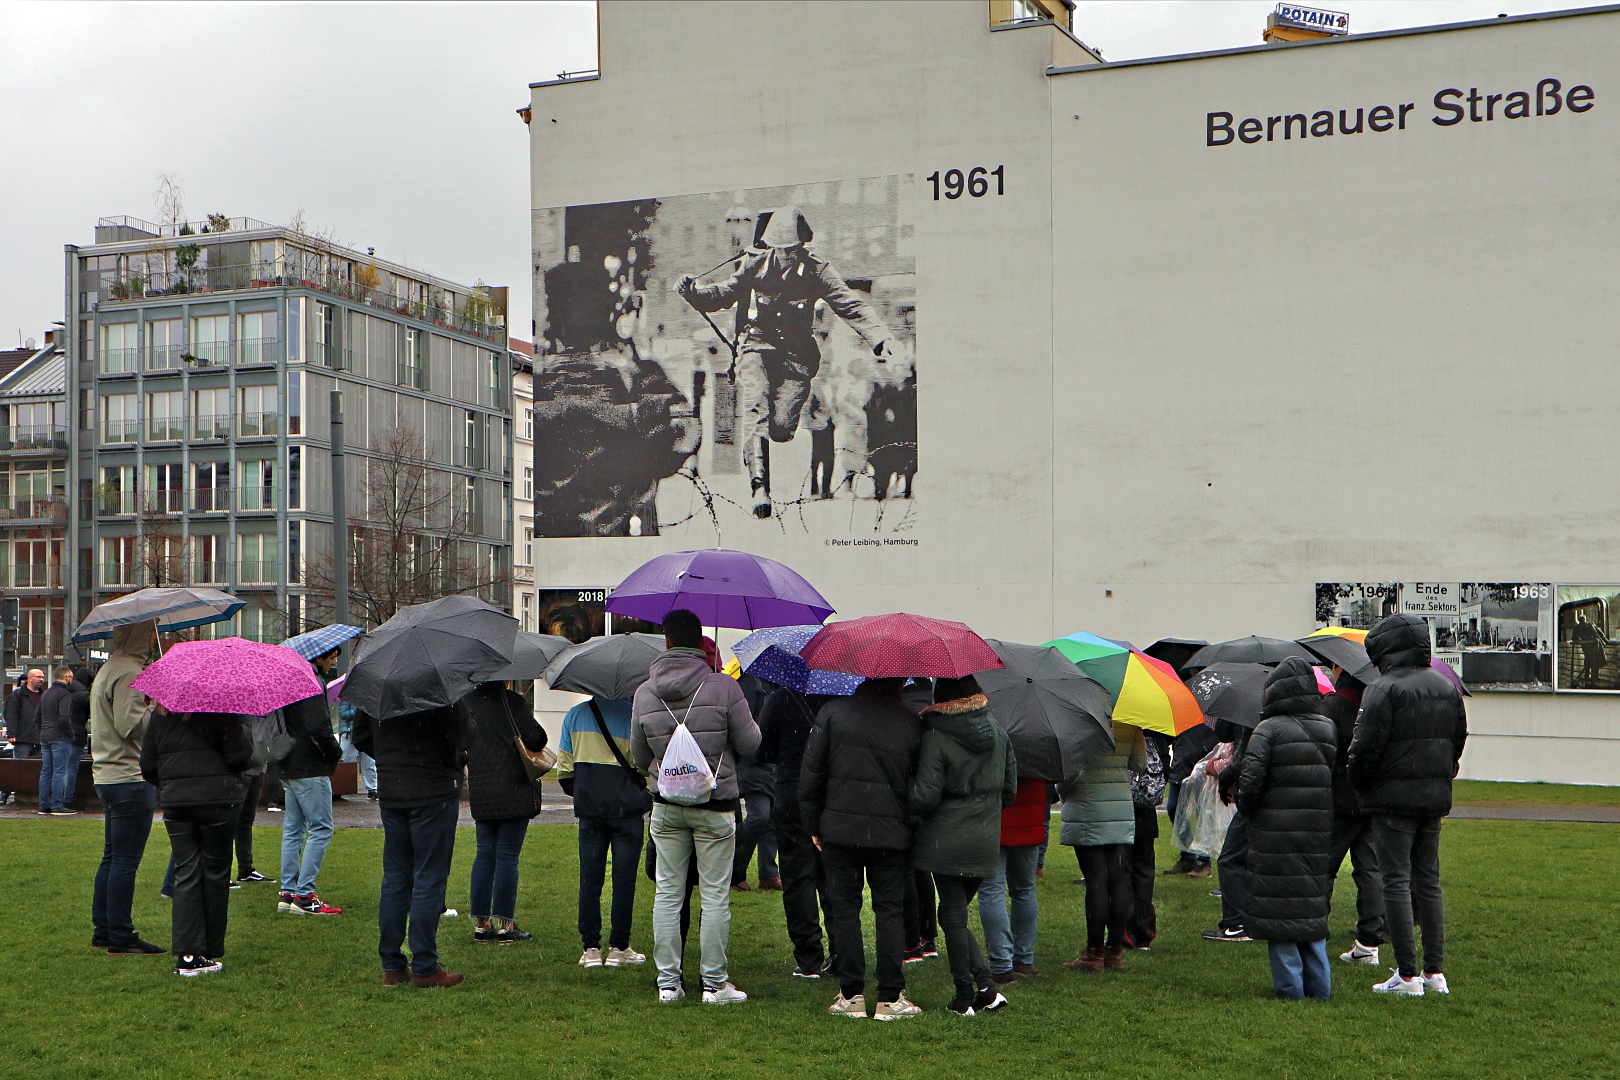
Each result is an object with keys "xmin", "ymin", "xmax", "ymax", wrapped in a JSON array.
[
  {"xmin": 90, "ymin": 621, "xmax": 163, "ymax": 955},
  {"xmin": 676, "ymin": 206, "xmax": 898, "ymax": 518},
  {"xmin": 461, "ymin": 681, "xmax": 548, "ymax": 945},
  {"xmin": 1318, "ymin": 667, "xmax": 1385, "ymax": 966},
  {"xmin": 6, "ymin": 667, "xmax": 45, "ymax": 761},
  {"xmin": 800, "ymin": 677, "xmax": 923, "ymax": 1021},
  {"xmin": 351, "ymin": 704, "xmax": 468, "ymax": 988},
  {"xmin": 276, "ymin": 648, "xmax": 343, "ymax": 916},
  {"xmin": 631, "ymin": 609, "xmax": 759, "ymax": 1005},
  {"xmin": 1060, "ymin": 719, "xmax": 1146, "ymax": 973},
  {"xmin": 1202, "ymin": 719, "xmax": 1255, "ymax": 943},
  {"xmin": 909, "ymin": 677, "xmax": 1016, "ymax": 1016},
  {"xmin": 557, "ymin": 693, "xmax": 648, "ymax": 969},
  {"xmin": 1349, "ymin": 613, "xmax": 1468, "ymax": 997},
  {"xmin": 1237, "ymin": 658, "xmax": 1338, "ymax": 1002},
  {"xmin": 755, "ymin": 685, "xmax": 833, "ymax": 979},
  {"xmin": 977, "ymin": 772, "xmax": 1047, "ymax": 985},
  {"xmin": 140, "ymin": 709, "xmax": 253, "ymax": 976},
  {"xmin": 37, "ymin": 667, "xmax": 79, "ymax": 815}
]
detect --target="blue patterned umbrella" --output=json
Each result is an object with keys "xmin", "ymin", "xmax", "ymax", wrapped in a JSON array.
[
  {"xmin": 733, "ymin": 625, "xmax": 863, "ymax": 696},
  {"xmin": 280, "ymin": 624, "xmax": 364, "ymax": 661}
]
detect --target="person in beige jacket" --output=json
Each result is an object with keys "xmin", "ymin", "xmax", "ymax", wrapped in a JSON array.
[{"xmin": 90, "ymin": 621, "xmax": 164, "ymax": 955}]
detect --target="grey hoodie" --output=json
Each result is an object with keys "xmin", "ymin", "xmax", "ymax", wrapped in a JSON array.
[{"xmin": 630, "ymin": 648, "xmax": 760, "ymax": 810}]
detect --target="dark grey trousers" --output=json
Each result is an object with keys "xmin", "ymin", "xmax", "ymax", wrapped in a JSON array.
[
  {"xmin": 1369, "ymin": 814, "xmax": 1444, "ymax": 977},
  {"xmin": 1327, "ymin": 812, "xmax": 1386, "ymax": 946},
  {"xmin": 166, "ymin": 803, "xmax": 239, "ymax": 958},
  {"xmin": 1217, "ymin": 810, "xmax": 1249, "ymax": 930}
]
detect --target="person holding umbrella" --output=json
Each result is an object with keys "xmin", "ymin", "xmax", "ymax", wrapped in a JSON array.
[
  {"xmin": 908, "ymin": 676, "xmax": 1017, "ymax": 1016},
  {"xmin": 276, "ymin": 646, "xmax": 345, "ymax": 916},
  {"xmin": 630, "ymin": 609, "xmax": 760, "ymax": 1004},
  {"xmin": 1059, "ymin": 719, "xmax": 1147, "ymax": 973}
]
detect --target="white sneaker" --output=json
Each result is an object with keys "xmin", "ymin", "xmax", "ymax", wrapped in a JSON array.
[
  {"xmin": 658, "ymin": 986, "xmax": 685, "ymax": 1003},
  {"xmin": 828, "ymin": 993, "xmax": 867, "ymax": 1018},
  {"xmin": 1372, "ymin": 969, "xmax": 1424, "ymax": 996},
  {"xmin": 702, "ymin": 982, "xmax": 748, "ymax": 1005},
  {"xmin": 1423, "ymin": 971, "xmax": 1450, "ymax": 995},
  {"xmin": 1340, "ymin": 940, "xmax": 1381, "ymax": 965},
  {"xmin": 872, "ymin": 993, "xmax": 923, "ymax": 1021},
  {"xmin": 578, "ymin": 947, "xmax": 604, "ymax": 968},
  {"xmin": 605, "ymin": 946, "xmax": 645, "ymax": 967}
]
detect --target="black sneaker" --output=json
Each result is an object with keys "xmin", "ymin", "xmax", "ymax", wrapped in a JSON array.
[
  {"xmin": 238, "ymin": 869, "xmax": 267, "ymax": 883},
  {"xmin": 90, "ymin": 933, "xmax": 109, "ymax": 949},
  {"xmin": 108, "ymin": 937, "xmax": 165, "ymax": 955},
  {"xmin": 946, "ymin": 990, "xmax": 976, "ymax": 1016},
  {"xmin": 791, "ymin": 965, "xmax": 823, "ymax": 979},
  {"xmin": 919, "ymin": 939, "xmax": 939, "ymax": 958},
  {"xmin": 1202, "ymin": 927, "xmax": 1253, "ymax": 942},
  {"xmin": 973, "ymin": 985, "xmax": 1009, "ymax": 1012},
  {"xmin": 473, "ymin": 924, "xmax": 496, "ymax": 944},
  {"xmin": 174, "ymin": 955, "xmax": 223, "ymax": 977},
  {"xmin": 902, "ymin": 945, "xmax": 927, "ymax": 964},
  {"xmin": 496, "ymin": 925, "xmax": 533, "ymax": 944}
]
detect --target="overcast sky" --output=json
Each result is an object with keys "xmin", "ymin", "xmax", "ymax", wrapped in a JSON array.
[{"xmin": 0, "ymin": 0, "xmax": 1582, "ymax": 348}]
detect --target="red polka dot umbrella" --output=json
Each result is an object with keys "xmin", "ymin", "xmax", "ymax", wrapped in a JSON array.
[{"xmin": 800, "ymin": 613, "xmax": 1006, "ymax": 679}]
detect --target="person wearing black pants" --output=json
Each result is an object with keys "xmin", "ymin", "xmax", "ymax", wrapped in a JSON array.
[
  {"xmin": 902, "ymin": 870, "xmax": 938, "ymax": 960},
  {"xmin": 234, "ymin": 773, "xmax": 266, "ymax": 881},
  {"xmin": 140, "ymin": 709, "xmax": 253, "ymax": 976},
  {"xmin": 820, "ymin": 845, "xmax": 910, "ymax": 1008},
  {"xmin": 1203, "ymin": 720, "xmax": 1254, "ymax": 943},
  {"xmin": 755, "ymin": 686, "xmax": 832, "ymax": 978},
  {"xmin": 1072, "ymin": 845, "xmax": 1132, "ymax": 957},
  {"xmin": 1125, "ymin": 732, "xmax": 1167, "ymax": 948},
  {"xmin": 1060, "ymin": 720, "xmax": 1146, "ymax": 972}
]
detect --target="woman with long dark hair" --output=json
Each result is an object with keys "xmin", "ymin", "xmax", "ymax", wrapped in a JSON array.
[{"xmin": 461, "ymin": 682, "xmax": 549, "ymax": 943}]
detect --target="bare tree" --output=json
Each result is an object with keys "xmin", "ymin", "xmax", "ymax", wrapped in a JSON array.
[{"xmin": 304, "ymin": 427, "xmax": 508, "ymax": 628}]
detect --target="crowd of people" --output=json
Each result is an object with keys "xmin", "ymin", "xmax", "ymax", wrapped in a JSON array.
[{"xmin": 9, "ymin": 606, "xmax": 1466, "ymax": 1007}]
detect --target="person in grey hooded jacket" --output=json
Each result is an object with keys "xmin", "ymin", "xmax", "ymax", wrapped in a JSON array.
[{"xmin": 630, "ymin": 609, "xmax": 759, "ymax": 1005}]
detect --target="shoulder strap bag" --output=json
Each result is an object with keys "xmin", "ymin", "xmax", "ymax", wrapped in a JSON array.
[
  {"xmin": 589, "ymin": 699, "xmax": 654, "ymax": 814},
  {"xmin": 502, "ymin": 694, "xmax": 556, "ymax": 782}
]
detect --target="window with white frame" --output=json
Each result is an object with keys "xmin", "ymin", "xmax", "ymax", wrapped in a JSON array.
[
  {"xmin": 238, "ymin": 532, "xmax": 279, "ymax": 583},
  {"xmin": 146, "ymin": 318, "xmax": 182, "ymax": 369},
  {"xmin": 190, "ymin": 314, "xmax": 230, "ymax": 365},
  {"xmin": 146, "ymin": 390, "xmax": 184, "ymax": 441},
  {"xmin": 100, "ymin": 393, "xmax": 137, "ymax": 442},
  {"xmin": 521, "ymin": 591, "xmax": 533, "ymax": 632},
  {"xmin": 522, "ymin": 526, "xmax": 533, "ymax": 566},
  {"xmin": 522, "ymin": 466, "xmax": 533, "ymax": 501},
  {"xmin": 238, "ymin": 459, "xmax": 277, "ymax": 511},
  {"xmin": 100, "ymin": 323, "xmax": 139, "ymax": 373},
  {"xmin": 191, "ymin": 388, "xmax": 230, "ymax": 439},
  {"xmin": 238, "ymin": 311, "xmax": 279, "ymax": 364},
  {"xmin": 144, "ymin": 462, "xmax": 184, "ymax": 513},
  {"xmin": 238, "ymin": 384, "xmax": 278, "ymax": 437},
  {"xmin": 101, "ymin": 465, "xmax": 135, "ymax": 514},
  {"xmin": 192, "ymin": 534, "xmax": 224, "ymax": 583},
  {"xmin": 101, "ymin": 536, "xmax": 138, "ymax": 586},
  {"xmin": 523, "ymin": 407, "xmax": 533, "ymax": 441},
  {"xmin": 193, "ymin": 461, "xmax": 230, "ymax": 512}
]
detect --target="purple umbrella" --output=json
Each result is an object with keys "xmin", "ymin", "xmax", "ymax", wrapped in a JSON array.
[
  {"xmin": 605, "ymin": 548, "xmax": 835, "ymax": 630},
  {"xmin": 1432, "ymin": 657, "xmax": 1472, "ymax": 696}
]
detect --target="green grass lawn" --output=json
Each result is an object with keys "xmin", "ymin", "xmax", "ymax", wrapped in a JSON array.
[
  {"xmin": 1452, "ymin": 779, "xmax": 1620, "ymax": 807},
  {"xmin": 3, "ymin": 816, "xmax": 1616, "ymax": 1080}
]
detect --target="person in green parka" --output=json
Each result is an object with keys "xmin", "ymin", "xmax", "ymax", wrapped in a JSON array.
[
  {"xmin": 908, "ymin": 676, "xmax": 1018, "ymax": 1017},
  {"xmin": 1059, "ymin": 720, "xmax": 1147, "ymax": 973}
]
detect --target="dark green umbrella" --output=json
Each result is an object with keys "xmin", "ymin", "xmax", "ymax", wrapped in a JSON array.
[
  {"xmin": 340, "ymin": 596, "xmax": 518, "ymax": 720},
  {"xmin": 977, "ymin": 639, "xmax": 1115, "ymax": 782},
  {"xmin": 542, "ymin": 634, "xmax": 666, "ymax": 700}
]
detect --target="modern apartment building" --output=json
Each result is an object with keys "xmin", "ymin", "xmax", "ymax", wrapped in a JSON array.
[
  {"xmin": 66, "ymin": 214, "xmax": 514, "ymax": 645},
  {"xmin": 0, "ymin": 333, "xmax": 69, "ymax": 670}
]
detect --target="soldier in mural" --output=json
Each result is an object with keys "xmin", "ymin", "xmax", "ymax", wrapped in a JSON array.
[{"xmin": 676, "ymin": 207, "xmax": 900, "ymax": 518}]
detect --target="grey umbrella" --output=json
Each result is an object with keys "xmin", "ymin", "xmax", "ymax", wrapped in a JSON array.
[
  {"xmin": 486, "ymin": 632, "xmax": 575, "ymax": 682},
  {"xmin": 542, "ymin": 634, "xmax": 666, "ymax": 700},
  {"xmin": 1185, "ymin": 662, "xmax": 1270, "ymax": 730},
  {"xmin": 1183, "ymin": 636, "xmax": 1316, "ymax": 675},
  {"xmin": 72, "ymin": 586, "xmax": 244, "ymax": 642},
  {"xmin": 978, "ymin": 639, "xmax": 1116, "ymax": 782},
  {"xmin": 1295, "ymin": 633, "xmax": 1379, "ymax": 685},
  {"xmin": 340, "ymin": 595, "xmax": 518, "ymax": 720}
]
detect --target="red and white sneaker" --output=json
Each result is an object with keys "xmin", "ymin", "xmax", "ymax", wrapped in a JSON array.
[{"xmin": 291, "ymin": 894, "xmax": 342, "ymax": 915}]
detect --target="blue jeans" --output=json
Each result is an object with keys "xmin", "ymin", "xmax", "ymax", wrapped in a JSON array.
[
  {"xmin": 92, "ymin": 781, "xmax": 156, "ymax": 948},
  {"xmin": 39, "ymin": 741, "xmax": 77, "ymax": 811},
  {"xmin": 280, "ymin": 777, "xmax": 334, "ymax": 895},
  {"xmin": 378, "ymin": 797, "xmax": 458, "ymax": 977},
  {"xmin": 578, "ymin": 814, "xmax": 644, "ymax": 950},
  {"xmin": 1269, "ymin": 939, "xmax": 1331, "ymax": 1000},
  {"xmin": 977, "ymin": 844, "xmax": 1040, "ymax": 973},
  {"xmin": 340, "ymin": 732, "xmax": 377, "ymax": 792},
  {"xmin": 470, "ymin": 818, "xmax": 529, "ymax": 921}
]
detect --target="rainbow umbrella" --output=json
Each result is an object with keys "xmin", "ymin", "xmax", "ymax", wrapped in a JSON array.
[{"xmin": 1043, "ymin": 631, "xmax": 1205, "ymax": 735}]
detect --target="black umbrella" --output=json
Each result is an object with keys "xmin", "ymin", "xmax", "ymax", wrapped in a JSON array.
[
  {"xmin": 341, "ymin": 596, "xmax": 518, "ymax": 720},
  {"xmin": 1295, "ymin": 632, "xmax": 1379, "ymax": 684},
  {"xmin": 1183, "ymin": 635, "xmax": 1316, "ymax": 675},
  {"xmin": 977, "ymin": 640, "xmax": 1115, "ymax": 782},
  {"xmin": 487, "ymin": 631, "xmax": 575, "ymax": 682},
  {"xmin": 1143, "ymin": 637, "xmax": 1209, "ymax": 674},
  {"xmin": 1185, "ymin": 662, "xmax": 1270, "ymax": 730},
  {"xmin": 542, "ymin": 634, "xmax": 666, "ymax": 700}
]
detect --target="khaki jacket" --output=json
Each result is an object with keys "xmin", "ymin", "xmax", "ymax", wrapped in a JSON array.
[{"xmin": 90, "ymin": 624, "xmax": 155, "ymax": 785}]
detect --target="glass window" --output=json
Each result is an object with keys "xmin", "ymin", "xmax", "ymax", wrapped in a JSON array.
[
  {"xmin": 100, "ymin": 465, "xmax": 135, "ymax": 514},
  {"xmin": 193, "ymin": 534, "xmax": 224, "ymax": 583},
  {"xmin": 146, "ymin": 318, "xmax": 182, "ymax": 370},
  {"xmin": 401, "ymin": 328, "xmax": 425, "ymax": 389},
  {"xmin": 314, "ymin": 303, "xmax": 337, "ymax": 368},
  {"xmin": 238, "ymin": 384, "xmax": 279, "ymax": 437},
  {"xmin": 522, "ymin": 526, "xmax": 533, "ymax": 566},
  {"xmin": 190, "ymin": 388, "xmax": 230, "ymax": 439},
  {"xmin": 238, "ymin": 459, "xmax": 277, "ymax": 511},
  {"xmin": 287, "ymin": 520, "xmax": 301, "ymax": 584},
  {"xmin": 522, "ymin": 466, "xmax": 533, "ymax": 501},
  {"xmin": 238, "ymin": 311, "xmax": 279, "ymax": 364},
  {"xmin": 288, "ymin": 446, "xmax": 301, "ymax": 509},
  {"xmin": 285, "ymin": 297, "xmax": 304, "ymax": 363},
  {"xmin": 99, "ymin": 393, "xmax": 137, "ymax": 443},
  {"xmin": 288, "ymin": 371, "xmax": 302, "ymax": 435},
  {"xmin": 523, "ymin": 407, "xmax": 533, "ymax": 441},
  {"xmin": 192, "ymin": 460, "xmax": 229, "ymax": 512},
  {"xmin": 99, "ymin": 323, "xmax": 140, "ymax": 373},
  {"xmin": 238, "ymin": 533, "xmax": 279, "ymax": 584},
  {"xmin": 143, "ymin": 462, "xmax": 184, "ymax": 513},
  {"xmin": 189, "ymin": 315, "xmax": 230, "ymax": 366},
  {"xmin": 237, "ymin": 603, "xmax": 279, "ymax": 642},
  {"xmin": 101, "ymin": 536, "xmax": 139, "ymax": 586},
  {"xmin": 145, "ymin": 390, "xmax": 184, "ymax": 441}
]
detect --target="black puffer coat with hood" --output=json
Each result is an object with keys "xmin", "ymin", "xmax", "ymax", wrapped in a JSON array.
[
  {"xmin": 907, "ymin": 693, "xmax": 1018, "ymax": 878},
  {"xmin": 1237, "ymin": 657, "xmax": 1338, "ymax": 943},
  {"xmin": 1347, "ymin": 614, "xmax": 1468, "ymax": 817}
]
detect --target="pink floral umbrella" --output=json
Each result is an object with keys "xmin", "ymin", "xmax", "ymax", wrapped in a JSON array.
[{"xmin": 131, "ymin": 638, "xmax": 323, "ymax": 716}]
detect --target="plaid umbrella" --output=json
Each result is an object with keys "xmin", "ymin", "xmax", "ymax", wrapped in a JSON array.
[
  {"xmin": 280, "ymin": 624, "xmax": 364, "ymax": 661},
  {"xmin": 130, "ymin": 638, "xmax": 323, "ymax": 716},
  {"xmin": 733, "ymin": 625, "xmax": 864, "ymax": 696}
]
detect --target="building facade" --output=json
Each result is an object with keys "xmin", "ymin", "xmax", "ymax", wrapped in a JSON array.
[
  {"xmin": 511, "ymin": 338, "xmax": 535, "ymax": 632},
  {"xmin": 525, "ymin": 1, "xmax": 1620, "ymax": 784},
  {"xmin": 66, "ymin": 215, "xmax": 514, "ymax": 644},
  {"xmin": 0, "ymin": 334, "xmax": 69, "ymax": 671}
]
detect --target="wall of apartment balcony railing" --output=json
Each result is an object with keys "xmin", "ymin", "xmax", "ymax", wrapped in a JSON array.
[
  {"xmin": 97, "ymin": 260, "xmax": 504, "ymax": 343},
  {"xmin": 0, "ymin": 499, "xmax": 67, "ymax": 522},
  {"xmin": 100, "ymin": 339, "xmax": 284, "ymax": 375},
  {"xmin": 2, "ymin": 563, "xmax": 64, "ymax": 589},
  {"xmin": 99, "ymin": 485, "xmax": 280, "ymax": 517},
  {"xmin": 0, "ymin": 425, "xmax": 69, "ymax": 451}
]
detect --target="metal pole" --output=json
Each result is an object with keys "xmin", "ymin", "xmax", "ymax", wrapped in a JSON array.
[{"xmin": 331, "ymin": 390, "xmax": 349, "ymax": 636}]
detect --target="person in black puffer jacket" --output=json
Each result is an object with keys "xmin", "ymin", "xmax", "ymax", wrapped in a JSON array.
[
  {"xmin": 461, "ymin": 682, "xmax": 548, "ymax": 944},
  {"xmin": 140, "ymin": 710, "xmax": 253, "ymax": 975},
  {"xmin": 1348, "ymin": 613, "xmax": 1468, "ymax": 996},
  {"xmin": 1318, "ymin": 669, "xmax": 1386, "ymax": 966},
  {"xmin": 800, "ymin": 677, "xmax": 922, "ymax": 1018},
  {"xmin": 1237, "ymin": 657, "xmax": 1337, "ymax": 1001}
]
